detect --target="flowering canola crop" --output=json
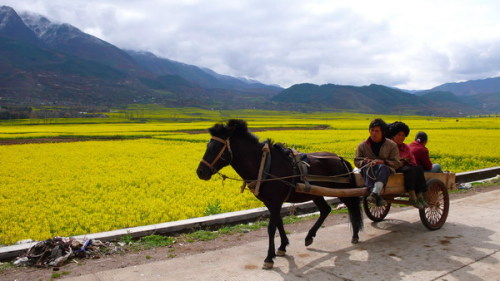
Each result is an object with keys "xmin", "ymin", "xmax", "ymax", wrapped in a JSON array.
[
  {"xmin": 0, "ymin": 139, "xmax": 260, "ymax": 244},
  {"xmin": 0, "ymin": 114, "xmax": 498, "ymax": 244}
]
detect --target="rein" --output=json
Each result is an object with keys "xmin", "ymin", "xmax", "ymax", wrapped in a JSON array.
[
  {"xmin": 201, "ymin": 136, "xmax": 372, "ymax": 194},
  {"xmin": 216, "ymin": 158, "xmax": 368, "ymax": 193}
]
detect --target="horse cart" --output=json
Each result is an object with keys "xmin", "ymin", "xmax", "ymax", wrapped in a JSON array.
[
  {"xmin": 295, "ymin": 172, "xmax": 455, "ymax": 230},
  {"xmin": 197, "ymin": 119, "xmax": 456, "ymax": 269}
]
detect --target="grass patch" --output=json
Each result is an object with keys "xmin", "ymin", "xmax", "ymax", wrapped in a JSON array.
[
  {"xmin": 331, "ymin": 208, "xmax": 350, "ymax": 215},
  {"xmin": 0, "ymin": 262, "xmax": 13, "ymax": 272},
  {"xmin": 138, "ymin": 235, "xmax": 176, "ymax": 249},
  {"xmin": 218, "ymin": 221, "xmax": 269, "ymax": 235},
  {"xmin": 120, "ymin": 232, "xmax": 133, "ymax": 245},
  {"xmin": 118, "ymin": 233, "xmax": 177, "ymax": 251},
  {"xmin": 473, "ymin": 177, "xmax": 500, "ymax": 187},
  {"xmin": 185, "ymin": 230, "xmax": 219, "ymax": 242},
  {"xmin": 449, "ymin": 188, "xmax": 470, "ymax": 194},
  {"xmin": 51, "ymin": 271, "xmax": 70, "ymax": 279}
]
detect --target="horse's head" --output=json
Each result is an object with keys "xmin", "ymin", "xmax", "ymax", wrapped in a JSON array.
[{"xmin": 196, "ymin": 119, "xmax": 248, "ymax": 180}]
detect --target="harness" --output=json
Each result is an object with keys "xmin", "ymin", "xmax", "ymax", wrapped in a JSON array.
[
  {"xmin": 290, "ymin": 149, "xmax": 352, "ymax": 192},
  {"xmin": 201, "ymin": 137, "xmax": 354, "ymax": 199},
  {"xmin": 252, "ymin": 141, "xmax": 271, "ymax": 196},
  {"xmin": 244, "ymin": 147, "xmax": 353, "ymax": 199}
]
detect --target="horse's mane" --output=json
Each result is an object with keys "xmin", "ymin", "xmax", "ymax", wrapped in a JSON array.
[
  {"xmin": 208, "ymin": 119, "xmax": 288, "ymax": 156},
  {"xmin": 208, "ymin": 119, "xmax": 260, "ymax": 145}
]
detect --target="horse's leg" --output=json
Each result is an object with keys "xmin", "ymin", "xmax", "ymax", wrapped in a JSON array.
[
  {"xmin": 262, "ymin": 202, "xmax": 287, "ymax": 269},
  {"xmin": 305, "ymin": 196, "xmax": 331, "ymax": 246},
  {"xmin": 263, "ymin": 217, "xmax": 277, "ymax": 269},
  {"xmin": 276, "ymin": 213, "xmax": 289, "ymax": 256},
  {"xmin": 341, "ymin": 197, "xmax": 363, "ymax": 244},
  {"xmin": 263, "ymin": 203, "xmax": 277, "ymax": 269}
]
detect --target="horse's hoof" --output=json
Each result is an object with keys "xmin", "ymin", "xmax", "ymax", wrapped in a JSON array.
[
  {"xmin": 305, "ymin": 238, "xmax": 313, "ymax": 247},
  {"xmin": 262, "ymin": 262, "xmax": 274, "ymax": 269},
  {"xmin": 276, "ymin": 249, "xmax": 286, "ymax": 256},
  {"xmin": 351, "ymin": 237, "xmax": 359, "ymax": 244}
]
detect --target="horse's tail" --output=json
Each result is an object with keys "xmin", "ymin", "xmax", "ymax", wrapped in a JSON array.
[{"xmin": 343, "ymin": 196, "xmax": 364, "ymax": 232}]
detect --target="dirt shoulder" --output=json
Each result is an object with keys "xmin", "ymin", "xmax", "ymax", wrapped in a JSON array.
[{"xmin": 1, "ymin": 184, "xmax": 498, "ymax": 281}]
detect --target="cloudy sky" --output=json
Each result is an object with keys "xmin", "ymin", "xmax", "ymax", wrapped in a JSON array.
[{"xmin": 4, "ymin": 0, "xmax": 500, "ymax": 89}]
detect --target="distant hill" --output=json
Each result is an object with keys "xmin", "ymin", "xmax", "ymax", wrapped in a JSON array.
[
  {"xmin": 271, "ymin": 83, "xmax": 473, "ymax": 115},
  {"xmin": 422, "ymin": 76, "xmax": 500, "ymax": 96},
  {"xmin": 413, "ymin": 77, "xmax": 500, "ymax": 113},
  {"xmin": 272, "ymin": 82, "xmax": 500, "ymax": 115},
  {"xmin": 270, "ymin": 75, "xmax": 500, "ymax": 114},
  {"xmin": 0, "ymin": 5, "xmax": 498, "ymax": 115},
  {"xmin": 20, "ymin": 12, "xmax": 144, "ymax": 74},
  {"xmin": 460, "ymin": 92, "xmax": 500, "ymax": 112},
  {"xmin": 0, "ymin": 5, "xmax": 280, "ymax": 108},
  {"xmin": 0, "ymin": 6, "xmax": 40, "ymax": 45},
  {"xmin": 0, "ymin": 37, "xmax": 147, "ymax": 105}
]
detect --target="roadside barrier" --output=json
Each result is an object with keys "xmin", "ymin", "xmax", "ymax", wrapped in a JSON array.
[{"xmin": 456, "ymin": 166, "xmax": 500, "ymax": 183}]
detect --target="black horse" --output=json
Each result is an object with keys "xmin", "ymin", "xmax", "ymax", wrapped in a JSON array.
[{"xmin": 196, "ymin": 119, "xmax": 363, "ymax": 269}]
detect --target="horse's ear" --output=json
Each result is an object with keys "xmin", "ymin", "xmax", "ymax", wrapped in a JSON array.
[
  {"xmin": 208, "ymin": 123, "xmax": 227, "ymax": 137},
  {"xmin": 227, "ymin": 119, "xmax": 248, "ymax": 135}
]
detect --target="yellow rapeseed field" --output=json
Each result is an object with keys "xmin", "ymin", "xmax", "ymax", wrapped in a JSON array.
[
  {"xmin": 0, "ymin": 111, "xmax": 498, "ymax": 244},
  {"xmin": 0, "ymin": 139, "xmax": 259, "ymax": 244}
]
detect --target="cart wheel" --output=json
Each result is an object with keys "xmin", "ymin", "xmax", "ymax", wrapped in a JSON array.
[
  {"xmin": 363, "ymin": 196, "xmax": 391, "ymax": 222},
  {"xmin": 419, "ymin": 178, "xmax": 449, "ymax": 230}
]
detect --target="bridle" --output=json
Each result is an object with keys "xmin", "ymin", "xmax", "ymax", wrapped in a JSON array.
[{"xmin": 200, "ymin": 136, "xmax": 233, "ymax": 172}]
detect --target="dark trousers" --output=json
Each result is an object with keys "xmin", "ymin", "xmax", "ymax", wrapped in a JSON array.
[
  {"xmin": 361, "ymin": 164, "xmax": 392, "ymax": 190},
  {"xmin": 397, "ymin": 165, "xmax": 427, "ymax": 193}
]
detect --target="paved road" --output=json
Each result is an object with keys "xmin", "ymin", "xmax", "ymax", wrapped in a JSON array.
[{"xmin": 64, "ymin": 189, "xmax": 500, "ymax": 281}]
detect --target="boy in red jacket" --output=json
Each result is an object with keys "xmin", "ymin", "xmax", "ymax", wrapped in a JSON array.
[{"xmin": 409, "ymin": 132, "xmax": 443, "ymax": 173}]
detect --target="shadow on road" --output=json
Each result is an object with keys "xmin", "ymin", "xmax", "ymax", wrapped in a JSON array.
[{"xmin": 272, "ymin": 219, "xmax": 499, "ymax": 281}]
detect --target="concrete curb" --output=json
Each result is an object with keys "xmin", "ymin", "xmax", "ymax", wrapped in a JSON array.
[{"xmin": 456, "ymin": 166, "xmax": 500, "ymax": 183}]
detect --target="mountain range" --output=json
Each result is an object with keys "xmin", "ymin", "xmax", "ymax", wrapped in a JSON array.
[{"xmin": 0, "ymin": 5, "xmax": 498, "ymax": 115}]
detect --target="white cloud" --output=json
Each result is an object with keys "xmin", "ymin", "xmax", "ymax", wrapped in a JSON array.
[{"xmin": 3, "ymin": 0, "xmax": 500, "ymax": 89}]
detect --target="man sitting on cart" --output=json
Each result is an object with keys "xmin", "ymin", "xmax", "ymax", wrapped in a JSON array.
[{"xmin": 355, "ymin": 118, "xmax": 400, "ymax": 206}]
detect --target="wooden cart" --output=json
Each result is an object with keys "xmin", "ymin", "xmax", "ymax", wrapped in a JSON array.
[{"xmin": 295, "ymin": 172, "xmax": 455, "ymax": 230}]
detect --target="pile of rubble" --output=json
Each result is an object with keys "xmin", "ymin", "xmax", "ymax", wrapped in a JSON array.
[{"xmin": 13, "ymin": 237, "xmax": 122, "ymax": 267}]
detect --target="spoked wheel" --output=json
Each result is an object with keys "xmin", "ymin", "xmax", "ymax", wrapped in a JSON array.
[
  {"xmin": 363, "ymin": 196, "xmax": 391, "ymax": 222},
  {"xmin": 419, "ymin": 178, "xmax": 449, "ymax": 230}
]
